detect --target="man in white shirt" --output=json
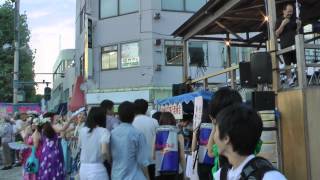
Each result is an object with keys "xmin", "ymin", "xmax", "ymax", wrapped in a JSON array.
[
  {"xmin": 132, "ymin": 99, "xmax": 159, "ymax": 180},
  {"xmin": 212, "ymin": 104, "xmax": 286, "ymax": 180}
]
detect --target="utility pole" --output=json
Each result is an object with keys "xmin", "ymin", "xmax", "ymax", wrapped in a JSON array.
[{"xmin": 13, "ymin": 0, "xmax": 20, "ymax": 105}]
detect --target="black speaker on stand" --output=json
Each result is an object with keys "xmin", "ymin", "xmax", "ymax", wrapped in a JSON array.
[
  {"xmin": 239, "ymin": 61, "xmax": 254, "ymax": 88},
  {"xmin": 250, "ymin": 52, "xmax": 273, "ymax": 85},
  {"xmin": 252, "ymin": 91, "xmax": 275, "ymax": 111}
]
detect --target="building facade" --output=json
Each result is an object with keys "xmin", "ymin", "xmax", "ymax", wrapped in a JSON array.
[
  {"xmin": 75, "ymin": 0, "xmax": 251, "ymax": 105},
  {"xmin": 48, "ymin": 49, "xmax": 76, "ymax": 112}
]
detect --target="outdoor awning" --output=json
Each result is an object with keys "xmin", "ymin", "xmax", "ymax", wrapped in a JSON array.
[
  {"xmin": 155, "ymin": 90, "xmax": 213, "ymax": 105},
  {"xmin": 68, "ymin": 76, "xmax": 85, "ymax": 112},
  {"xmin": 172, "ymin": 0, "xmax": 320, "ymax": 40}
]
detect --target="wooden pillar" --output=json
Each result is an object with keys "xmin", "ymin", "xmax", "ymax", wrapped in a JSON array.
[
  {"xmin": 226, "ymin": 33, "xmax": 236, "ymax": 88},
  {"xmin": 182, "ymin": 40, "xmax": 189, "ymax": 82},
  {"xmin": 295, "ymin": 34, "xmax": 307, "ymax": 88},
  {"xmin": 203, "ymin": 78, "xmax": 208, "ymax": 89},
  {"xmin": 266, "ymin": 0, "xmax": 279, "ymax": 92}
]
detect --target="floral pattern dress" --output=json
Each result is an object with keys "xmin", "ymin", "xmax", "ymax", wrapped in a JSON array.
[{"xmin": 38, "ymin": 135, "xmax": 64, "ymax": 180}]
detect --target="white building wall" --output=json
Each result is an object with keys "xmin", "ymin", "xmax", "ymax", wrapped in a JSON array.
[{"xmin": 75, "ymin": 0, "xmax": 227, "ymax": 97}]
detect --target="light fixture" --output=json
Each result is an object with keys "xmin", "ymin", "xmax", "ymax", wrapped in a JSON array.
[
  {"xmin": 264, "ymin": 16, "xmax": 269, "ymax": 22},
  {"xmin": 225, "ymin": 40, "xmax": 231, "ymax": 46}
]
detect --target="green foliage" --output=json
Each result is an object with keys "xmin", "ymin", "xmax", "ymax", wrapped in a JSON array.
[{"xmin": 0, "ymin": 1, "xmax": 38, "ymax": 103}]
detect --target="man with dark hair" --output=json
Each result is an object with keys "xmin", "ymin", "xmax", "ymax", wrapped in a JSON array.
[
  {"xmin": 276, "ymin": 3, "xmax": 302, "ymax": 86},
  {"xmin": 213, "ymin": 104, "xmax": 286, "ymax": 180},
  {"xmin": 132, "ymin": 99, "xmax": 159, "ymax": 180},
  {"xmin": 207, "ymin": 87, "xmax": 243, "ymax": 157},
  {"xmin": 111, "ymin": 101, "xmax": 150, "ymax": 180},
  {"xmin": 100, "ymin": 99, "xmax": 120, "ymax": 131}
]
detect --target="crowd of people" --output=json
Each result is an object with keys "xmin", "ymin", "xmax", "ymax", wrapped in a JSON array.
[{"xmin": 0, "ymin": 87, "xmax": 288, "ymax": 180}]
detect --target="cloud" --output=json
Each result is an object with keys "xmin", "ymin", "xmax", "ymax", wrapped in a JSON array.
[{"xmin": 28, "ymin": 10, "xmax": 51, "ymax": 19}]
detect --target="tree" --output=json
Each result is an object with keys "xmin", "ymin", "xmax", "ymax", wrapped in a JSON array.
[{"xmin": 0, "ymin": 0, "xmax": 37, "ymax": 103}]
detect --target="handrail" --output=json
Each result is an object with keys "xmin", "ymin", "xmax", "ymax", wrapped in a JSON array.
[
  {"xmin": 276, "ymin": 45, "xmax": 295, "ymax": 56},
  {"xmin": 190, "ymin": 65, "xmax": 239, "ymax": 84},
  {"xmin": 305, "ymin": 44, "xmax": 320, "ymax": 49}
]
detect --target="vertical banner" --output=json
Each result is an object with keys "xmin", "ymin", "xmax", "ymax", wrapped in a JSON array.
[{"xmin": 193, "ymin": 96, "xmax": 203, "ymax": 130}]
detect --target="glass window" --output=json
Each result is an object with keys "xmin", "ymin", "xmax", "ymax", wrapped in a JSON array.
[
  {"xmin": 165, "ymin": 41, "xmax": 183, "ymax": 66},
  {"xmin": 100, "ymin": 0, "xmax": 118, "ymax": 18},
  {"xmin": 162, "ymin": 0, "xmax": 184, "ymax": 11},
  {"xmin": 185, "ymin": 0, "xmax": 206, "ymax": 12},
  {"xmin": 119, "ymin": 0, "xmax": 139, "ymax": 15},
  {"xmin": 101, "ymin": 45, "xmax": 118, "ymax": 70},
  {"xmin": 189, "ymin": 41, "xmax": 208, "ymax": 66},
  {"xmin": 121, "ymin": 42, "xmax": 139, "ymax": 68}
]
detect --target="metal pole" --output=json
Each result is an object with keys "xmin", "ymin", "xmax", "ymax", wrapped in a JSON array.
[{"xmin": 13, "ymin": 0, "xmax": 20, "ymax": 104}]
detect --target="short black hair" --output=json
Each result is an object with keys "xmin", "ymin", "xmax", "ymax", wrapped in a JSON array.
[
  {"xmin": 134, "ymin": 99, "xmax": 148, "ymax": 115},
  {"xmin": 42, "ymin": 122, "xmax": 56, "ymax": 139},
  {"xmin": 100, "ymin": 99, "xmax": 114, "ymax": 111},
  {"xmin": 43, "ymin": 112, "xmax": 56, "ymax": 119},
  {"xmin": 152, "ymin": 111, "xmax": 162, "ymax": 122},
  {"xmin": 209, "ymin": 87, "xmax": 242, "ymax": 118},
  {"xmin": 86, "ymin": 107, "xmax": 106, "ymax": 133},
  {"xmin": 118, "ymin": 101, "xmax": 135, "ymax": 123},
  {"xmin": 216, "ymin": 104, "xmax": 263, "ymax": 156},
  {"xmin": 283, "ymin": 3, "xmax": 294, "ymax": 11}
]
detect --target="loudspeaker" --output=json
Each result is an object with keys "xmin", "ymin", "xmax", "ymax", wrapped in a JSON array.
[
  {"xmin": 250, "ymin": 52, "xmax": 272, "ymax": 85},
  {"xmin": 252, "ymin": 91, "xmax": 275, "ymax": 111},
  {"xmin": 172, "ymin": 84, "xmax": 191, "ymax": 96},
  {"xmin": 239, "ymin": 62, "xmax": 254, "ymax": 88}
]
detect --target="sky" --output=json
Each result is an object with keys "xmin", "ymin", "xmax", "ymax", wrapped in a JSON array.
[{"xmin": 1, "ymin": 0, "xmax": 76, "ymax": 94}]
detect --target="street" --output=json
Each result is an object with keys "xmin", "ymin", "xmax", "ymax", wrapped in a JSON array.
[{"xmin": 0, "ymin": 166, "xmax": 21, "ymax": 180}]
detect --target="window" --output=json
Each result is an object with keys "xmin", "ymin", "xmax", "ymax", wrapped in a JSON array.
[
  {"xmin": 185, "ymin": 0, "xmax": 207, "ymax": 12},
  {"xmin": 221, "ymin": 45, "xmax": 239, "ymax": 66},
  {"xmin": 121, "ymin": 42, "xmax": 139, "ymax": 68},
  {"xmin": 189, "ymin": 41, "xmax": 208, "ymax": 66},
  {"xmin": 162, "ymin": 0, "xmax": 184, "ymax": 11},
  {"xmin": 165, "ymin": 41, "xmax": 183, "ymax": 66},
  {"xmin": 101, "ymin": 45, "xmax": 118, "ymax": 70},
  {"xmin": 162, "ymin": 0, "xmax": 206, "ymax": 12},
  {"xmin": 119, "ymin": 0, "xmax": 139, "ymax": 14},
  {"xmin": 100, "ymin": 0, "xmax": 117, "ymax": 18},
  {"xmin": 100, "ymin": 0, "xmax": 138, "ymax": 18},
  {"xmin": 80, "ymin": 55, "xmax": 84, "ymax": 76}
]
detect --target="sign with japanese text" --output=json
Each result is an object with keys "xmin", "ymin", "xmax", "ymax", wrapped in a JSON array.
[{"xmin": 193, "ymin": 96, "xmax": 203, "ymax": 130}]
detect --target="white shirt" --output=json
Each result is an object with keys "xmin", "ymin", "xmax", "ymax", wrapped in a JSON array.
[
  {"xmin": 132, "ymin": 114, "xmax": 159, "ymax": 164},
  {"xmin": 214, "ymin": 155, "xmax": 287, "ymax": 180},
  {"xmin": 13, "ymin": 119, "xmax": 24, "ymax": 134},
  {"xmin": 79, "ymin": 126, "xmax": 110, "ymax": 163}
]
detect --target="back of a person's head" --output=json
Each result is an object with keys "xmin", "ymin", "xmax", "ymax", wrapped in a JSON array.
[
  {"xmin": 134, "ymin": 99, "xmax": 148, "ymax": 115},
  {"xmin": 152, "ymin": 111, "xmax": 162, "ymax": 122},
  {"xmin": 216, "ymin": 104, "xmax": 263, "ymax": 156},
  {"xmin": 100, "ymin": 99, "xmax": 114, "ymax": 111},
  {"xmin": 118, "ymin": 101, "xmax": 135, "ymax": 123},
  {"xmin": 86, "ymin": 107, "xmax": 107, "ymax": 133},
  {"xmin": 42, "ymin": 122, "xmax": 56, "ymax": 139},
  {"xmin": 159, "ymin": 112, "xmax": 176, "ymax": 126},
  {"xmin": 209, "ymin": 87, "xmax": 242, "ymax": 118},
  {"xmin": 201, "ymin": 109, "xmax": 211, "ymax": 123},
  {"xmin": 43, "ymin": 112, "xmax": 56, "ymax": 120}
]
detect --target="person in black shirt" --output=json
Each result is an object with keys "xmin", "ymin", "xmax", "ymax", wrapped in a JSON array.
[{"xmin": 275, "ymin": 3, "xmax": 301, "ymax": 86}]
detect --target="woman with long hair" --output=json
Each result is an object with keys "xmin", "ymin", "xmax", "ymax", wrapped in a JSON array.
[
  {"xmin": 38, "ymin": 119, "xmax": 65, "ymax": 180},
  {"xmin": 154, "ymin": 112, "xmax": 186, "ymax": 180},
  {"xmin": 22, "ymin": 117, "xmax": 43, "ymax": 180},
  {"xmin": 79, "ymin": 107, "xmax": 110, "ymax": 180}
]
